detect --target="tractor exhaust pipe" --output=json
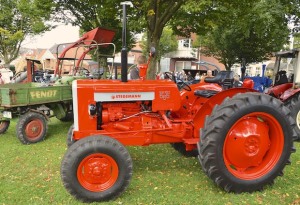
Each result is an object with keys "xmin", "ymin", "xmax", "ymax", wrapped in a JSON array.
[{"xmin": 120, "ymin": 1, "xmax": 133, "ymax": 83}]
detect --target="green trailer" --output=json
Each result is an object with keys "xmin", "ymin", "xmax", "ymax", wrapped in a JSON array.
[
  {"xmin": 0, "ymin": 83, "xmax": 73, "ymax": 144},
  {"xmin": 0, "ymin": 27, "xmax": 116, "ymax": 144}
]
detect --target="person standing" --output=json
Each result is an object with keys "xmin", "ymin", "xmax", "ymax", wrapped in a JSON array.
[{"xmin": 129, "ymin": 55, "xmax": 147, "ymax": 80}]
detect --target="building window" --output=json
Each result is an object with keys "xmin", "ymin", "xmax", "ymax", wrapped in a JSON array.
[
  {"xmin": 179, "ymin": 39, "xmax": 192, "ymax": 49},
  {"xmin": 246, "ymin": 68, "xmax": 251, "ymax": 76},
  {"xmin": 175, "ymin": 61, "xmax": 184, "ymax": 72},
  {"xmin": 255, "ymin": 67, "xmax": 261, "ymax": 76},
  {"xmin": 175, "ymin": 61, "xmax": 191, "ymax": 71}
]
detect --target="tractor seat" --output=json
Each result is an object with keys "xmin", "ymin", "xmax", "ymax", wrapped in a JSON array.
[
  {"xmin": 204, "ymin": 71, "xmax": 234, "ymax": 89},
  {"xmin": 194, "ymin": 90, "xmax": 219, "ymax": 98}
]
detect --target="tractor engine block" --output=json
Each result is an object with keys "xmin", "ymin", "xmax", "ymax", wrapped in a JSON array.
[
  {"xmin": 101, "ymin": 102, "xmax": 148, "ymax": 122},
  {"xmin": 99, "ymin": 101, "xmax": 168, "ymax": 132}
]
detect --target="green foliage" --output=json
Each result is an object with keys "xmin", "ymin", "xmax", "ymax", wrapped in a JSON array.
[
  {"xmin": 0, "ymin": 118, "xmax": 300, "ymax": 204},
  {"xmin": 0, "ymin": 0, "xmax": 54, "ymax": 64},
  {"xmin": 293, "ymin": 33, "xmax": 300, "ymax": 48},
  {"xmin": 197, "ymin": 0, "xmax": 290, "ymax": 70},
  {"xmin": 159, "ymin": 27, "xmax": 178, "ymax": 59},
  {"xmin": 169, "ymin": 0, "xmax": 215, "ymax": 37}
]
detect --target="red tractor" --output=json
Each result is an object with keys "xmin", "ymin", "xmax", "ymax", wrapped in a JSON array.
[
  {"xmin": 265, "ymin": 48, "xmax": 300, "ymax": 140},
  {"xmin": 60, "ymin": 3, "xmax": 297, "ymax": 203}
]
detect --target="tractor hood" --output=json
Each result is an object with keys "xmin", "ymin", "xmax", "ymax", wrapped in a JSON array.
[{"xmin": 73, "ymin": 79, "xmax": 181, "ymax": 112}]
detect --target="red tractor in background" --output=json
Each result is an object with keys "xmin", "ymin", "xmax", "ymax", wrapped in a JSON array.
[
  {"xmin": 60, "ymin": 2, "xmax": 297, "ymax": 203},
  {"xmin": 265, "ymin": 48, "xmax": 300, "ymax": 140}
]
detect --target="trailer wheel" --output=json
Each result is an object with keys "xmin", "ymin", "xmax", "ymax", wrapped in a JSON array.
[
  {"xmin": 285, "ymin": 93, "xmax": 300, "ymax": 141},
  {"xmin": 198, "ymin": 93, "xmax": 296, "ymax": 193},
  {"xmin": 171, "ymin": 143, "xmax": 198, "ymax": 157},
  {"xmin": 59, "ymin": 112, "xmax": 74, "ymax": 122},
  {"xmin": 61, "ymin": 136, "xmax": 133, "ymax": 203},
  {"xmin": 0, "ymin": 121, "xmax": 10, "ymax": 134},
  {"xmin": 66, "ymin": 124, "xmax": 75, "ymax": 147},
  {"xmin": 16, "ymin": 112, "xmax": 48, "ymax": 144}
]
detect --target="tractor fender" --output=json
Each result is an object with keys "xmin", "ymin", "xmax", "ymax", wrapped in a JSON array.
[
  {"xmin": 266, "ymin": 83, "xmax": 293, "ymax": 98},
  {"xmin": 280, "ymin": 87, "xmax": 300, "ymax": 102},
  {"xmin": 192, "ymin": 88, "xmax": 256, "ymax": 139}
]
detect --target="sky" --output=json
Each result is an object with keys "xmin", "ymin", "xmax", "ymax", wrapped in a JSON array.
[{"xmin": 22, "ymin": 24, "xmax": 80, "ymax": 49}]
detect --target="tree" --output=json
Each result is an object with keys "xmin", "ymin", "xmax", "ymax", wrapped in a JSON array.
[
  {"xmin": 141, "ymin": 26, "xmax": 178, "ymax": 73},
  {"xmin": 191, "ymin": 0, "xmax": 300, "ymax": 69},
  {"xmin": 58, "ymin": 0, "xmax": 295, "ymax": 77},
  {"xmin": 193, "ymin": 0, "xmax": 290, "ymax": 70},
  {"xmin": 0, "ymin": 0, "xmax": 54, "ymax": 65},
  {"xmin": 55, "ymin": 0, "xmax": 196, "ymax": 79},
  {"xmin": 129, "ymin": 0, "xmax": 190, "ymax": 79}
]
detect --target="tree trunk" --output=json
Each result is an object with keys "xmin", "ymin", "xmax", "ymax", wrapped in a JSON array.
[{"xmin": 147, "ymin": 34, "xmax": 161, "ymax": 79}]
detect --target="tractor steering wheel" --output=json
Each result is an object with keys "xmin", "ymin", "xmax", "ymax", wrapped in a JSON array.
[{"xmin": 164, "ymin": 72, "xmax": 192, "ymax": 91}]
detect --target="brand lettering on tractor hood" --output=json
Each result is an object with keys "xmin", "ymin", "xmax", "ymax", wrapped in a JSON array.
[
  {"xmin": 94, "ymin": 92, "xmax": 155, "ymax": 102},
  {"xmin": 30, "ymin": 90, "xmax": 57, "ymax": 99},
  {"xmin": 159, "ymin": 91, "xmax": 170, "ymax": 100},
  {"xmin": 113, "ymin": 94, "xmax": 141, "ymax": 99}
]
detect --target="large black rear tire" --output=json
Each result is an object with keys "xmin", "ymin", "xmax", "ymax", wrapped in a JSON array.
[
  {"xmin": 61, "ymin": 136, "xmax": 133, "ymax": 203},
  {"xmin": 198, "ymin": 93, "xmax": 296, "ymax": 193},
  {"xmin": 285, "ymin": 93, "xmax": 300, "ymax": 141}
]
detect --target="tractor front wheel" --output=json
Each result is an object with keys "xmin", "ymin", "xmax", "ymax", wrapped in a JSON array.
[
  {"xmin": 0, "ymin": 120, "xmax": 10, "ymax": 134},
  {"xmin": 198, "ymin": 93, "xmax": 296, "ymax": 193},
  {"xmin": 66, "ymin": 124, "xmax": 75, "ymax": 147},
  {"xmin": 61, "ymin": 136, "xmax": 133, "ymax": 203},
  {"xmin": 16, "ymin": 112, "xmax": 48, "ymax": 144}
]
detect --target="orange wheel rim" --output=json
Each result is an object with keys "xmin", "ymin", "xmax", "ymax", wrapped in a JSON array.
[
  {"xmin": 223, "ymin": 112, "xmax": 284, "ymax": 180},
  {"xmin": 0, "ymin": 121, "xmax": 7, "ymax": 129},
  {"xmin": 25, "ymin": 119, "xmax": 43, "ymax": 140},
  {"xmin": 77, "ymin": 153, "xmax": 119, "ymax": 192}
]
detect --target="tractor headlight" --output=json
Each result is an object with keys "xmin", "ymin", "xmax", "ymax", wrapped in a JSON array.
[{"xmin": 88, "ymin": 104, "xmax": 97, "ymax": 116}]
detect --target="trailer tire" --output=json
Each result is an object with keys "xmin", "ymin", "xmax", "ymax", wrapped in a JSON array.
[
  {"xmin": 285, "ymin": 93, "xmax": 300, "ymax": 141},
  {"xmin": 198, "ymin": 93, "xmax": 296, "ymax": 193},
  {"xmin": 0, "ymin": 121, "xmax": 10, "ymax": 134},
  {"xmin": 16, "ymin": 112, "xmax": 48, "ymax": 144},
  {"xmin": 61, "ymin": 136, "xmax": 133, "ymax": 203},
  {"xmin": 59, "ymin": 112, "xmax": 74, "ymax": 122},
  {"xmin": 170, "ymin": 143, "xmax": 198, "ymax": 157},
  {"xmin": 66, "ymin": 124, "xmax": 75, "ymax": 147}
]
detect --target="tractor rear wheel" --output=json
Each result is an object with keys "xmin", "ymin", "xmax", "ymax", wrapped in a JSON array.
[
  {"xmin": 0, "ymin": 120, "xmax": 10, "ymax": 134},
  {"xmin": 285, "ymin": 93, "xmax": 300, "ymax": 141},
  {"xmin": 198, "ymin": 93, "xmax": 296, "ymax": 193},
  {"xmin": 61, "ymin": 136, "xmax": 133, "ymax": 203},
  {"xmin": 16, "ymin": 112, "xmax": 48, "ymax": 144}
]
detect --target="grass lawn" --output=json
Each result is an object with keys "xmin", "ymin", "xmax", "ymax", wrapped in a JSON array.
[{"xmin": 0, "ymin": 118, "xmax": 300, "ymax": 205}]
